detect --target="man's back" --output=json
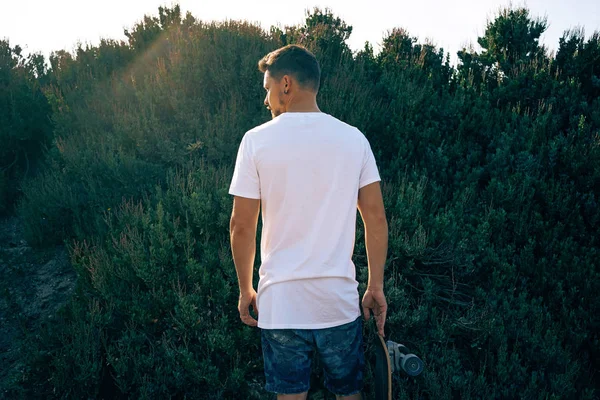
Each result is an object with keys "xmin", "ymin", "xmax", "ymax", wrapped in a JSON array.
[{"xmin": 229, "ymin": 111, "xmax": 381, "ymax": 329}]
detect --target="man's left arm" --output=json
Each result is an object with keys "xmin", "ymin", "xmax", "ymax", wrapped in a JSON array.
[{"xmin": 230, "ymin": 195, "xmax": 260, "ymax": 326}]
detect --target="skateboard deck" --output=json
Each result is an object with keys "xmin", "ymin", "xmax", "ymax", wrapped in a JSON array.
[{"xmin": 372, "ymin": 333, "xmax": 392, "ymax": 400}]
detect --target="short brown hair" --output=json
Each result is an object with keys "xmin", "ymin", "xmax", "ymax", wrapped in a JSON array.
[{"xmin": 258, "ymin": 44, "xmax": 321, "ymax": 92}]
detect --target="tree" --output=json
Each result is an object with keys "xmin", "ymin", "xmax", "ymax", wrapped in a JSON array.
[
  {"xmin": 556, "ymin": 28, "xmax": 600, "ymax": 100},
  {"xmin": 278, "ymin": 7, "xmax": 354, "ymax": 79},
  {"xmin": 378, "ymin": 28, "xmax": 450, "ymax": 87},
  {"xmin": 478, "ymin": 7, "xmax": 548, "ymax": 75},
  {"xmin": 458, "ymin": 6, "xmax": 548, "ymax": 88},
  {"xmin": 124, "ymin": 5, "xmax": 182, "ymax": 52},
  {"xmin": 0, "ymin": 40, "xmax": 53, "ymax": 213}
]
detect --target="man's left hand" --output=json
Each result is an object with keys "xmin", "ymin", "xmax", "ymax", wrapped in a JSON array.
[{"xmin": 238, "ymin": 289, "xmax": 259, "ymax": 327}]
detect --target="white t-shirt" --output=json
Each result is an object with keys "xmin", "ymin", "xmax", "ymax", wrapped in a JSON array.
[{"xmin": 228, "ymin": 112, "xmax": 381, "ymax": 329}]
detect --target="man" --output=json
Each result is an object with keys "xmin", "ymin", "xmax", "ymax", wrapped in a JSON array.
[{"xmin": 229, "ymin": 44, "xmax": 388, "ymax": 400}]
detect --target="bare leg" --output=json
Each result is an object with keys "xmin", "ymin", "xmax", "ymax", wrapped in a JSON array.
[
  {"xmin": 277, "ymin": 392, "xmax": 308, "ymax": 400},
  {"xmin": 336, "ymin": 393, "xmax": 363, "ymax": 400}
]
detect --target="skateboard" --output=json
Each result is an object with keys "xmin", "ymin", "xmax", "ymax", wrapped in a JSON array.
[
  {"xmin": 372, "ymin": 332, "xmax": 424, "ymax": 400},
  {"xmin": 373, "ymin": 333, "xmax": 392, "ymax": 400}
]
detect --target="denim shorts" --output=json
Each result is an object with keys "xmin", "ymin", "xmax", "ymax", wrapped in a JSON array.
[{"xmin": 260, "ymin": 317, "xmax": 364, "ymax": 396}]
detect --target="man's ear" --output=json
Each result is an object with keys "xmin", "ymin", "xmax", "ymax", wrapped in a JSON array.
[{"xmin": 283, "ymin": 75, "xmax": 291, "ymax": 92}]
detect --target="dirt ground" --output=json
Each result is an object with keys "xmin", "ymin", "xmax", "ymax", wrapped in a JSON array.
[{"xmin": 0, "ymin": 215, "xmax": 77, "ymax": 390}]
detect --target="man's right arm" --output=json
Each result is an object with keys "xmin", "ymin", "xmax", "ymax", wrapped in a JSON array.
[{"xmin": 358, "ymin": 181, "xmax": 389, "ymax": 336}]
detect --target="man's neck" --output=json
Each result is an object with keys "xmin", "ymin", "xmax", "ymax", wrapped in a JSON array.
[{"xmin": 285, "ymin": 94, "xmax": 321, "ymax": 113}]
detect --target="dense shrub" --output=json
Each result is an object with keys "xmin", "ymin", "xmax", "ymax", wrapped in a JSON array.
[
  {"xmin": 3, "ymin": 4, "xmax": 598, "ymax": 399},
  {"xmin": 0, "ymin": 40, "xmax": 53, "ymax": 214}
]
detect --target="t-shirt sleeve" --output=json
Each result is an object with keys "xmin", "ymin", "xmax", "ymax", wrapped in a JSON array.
[
  {"xmin": 229, "ymin": 133, "xmax": 261, "ymax": 199},
  {"xmin": 359, "ymin": 136, "xmax": 381, "ymax": 189}
]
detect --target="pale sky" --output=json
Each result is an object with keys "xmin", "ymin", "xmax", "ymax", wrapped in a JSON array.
[{"xmin": 1, "ymin": 0, "xmax": 599, "ymax": 65}]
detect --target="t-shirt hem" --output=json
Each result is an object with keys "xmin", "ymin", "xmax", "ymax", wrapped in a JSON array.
[
  {"xmin": 258, "ymin": 314, "xmax": 361, "ymax": 330},
  {"xmin": 359, "ymin": 176, "xmax": 381, "ymax": 189},
  {"xmin": 228, "ymin": 188, "xmax": 260, "ymax": 199}
]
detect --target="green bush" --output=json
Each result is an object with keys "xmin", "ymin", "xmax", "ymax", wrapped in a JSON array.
[
  {"xmin": 4, "ymin": 4, "xmax": 599, "ymax": 399},
  {"xmin": 0, "ymin": 40, "xmax": 53, "ymax": 215},
  {"xmin": 11, "ymin": 162, "xmax": 264, "ymax": 399}
]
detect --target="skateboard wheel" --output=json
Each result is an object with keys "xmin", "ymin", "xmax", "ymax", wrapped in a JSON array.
[{"xmin": 401, "ymin": 354, "xmax": 424, "ymax": 376}]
